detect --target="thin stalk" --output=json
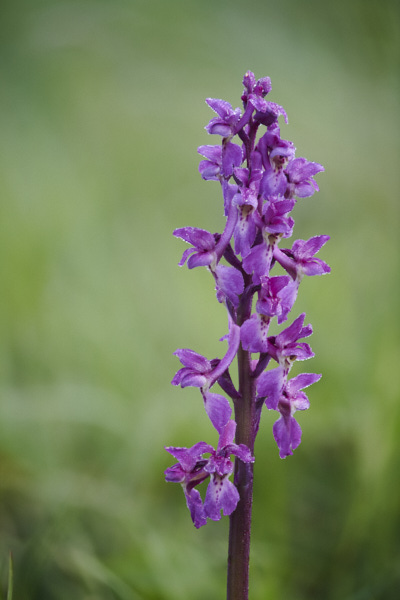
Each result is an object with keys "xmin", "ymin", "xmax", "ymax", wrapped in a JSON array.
[{"xmin": 227, "ymin": 290, "xmax": 257, "ymax": 600}]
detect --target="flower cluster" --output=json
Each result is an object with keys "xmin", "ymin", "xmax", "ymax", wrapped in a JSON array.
[
  {"xmin": 165, "ymin": 71, "xmax": 330, "ymax": 527},
  {"xmin": 165, "ymin": 420, "xmax": 254, "ymax": 529}
]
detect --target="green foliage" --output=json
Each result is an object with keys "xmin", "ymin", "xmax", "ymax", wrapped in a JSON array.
[{"xmin": 0, "ymin": 0, "xmax": 399, "ymax": 598}]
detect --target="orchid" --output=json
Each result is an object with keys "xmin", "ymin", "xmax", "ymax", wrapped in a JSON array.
[
  {"xmin": 271, "ymin": 372, "xmax": 322, "ymax": 458},
  {"xmin": 205, "ymin": 98, "xmax": 242, "ymax": 137},
  {"xmin": 165, "ymin": 420, "xmax": 254, "ymax": 528},
  {"xmin": 164, "ymin": 71, "xmax": 330, "ymax": 600},
  {"xmin": 198, "ymin": 142, "xmax": 243, "ymax": 181}
]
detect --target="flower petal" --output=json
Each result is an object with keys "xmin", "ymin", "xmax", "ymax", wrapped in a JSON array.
[
  {"xmin": 241, "ymin": 314, "xmax": 270, "ymax": 353},
  {"xmin": 273, "ymin": 415, "xmax": 302, "ymax": 458},
  {"xmin": 202, "ymin": 391, "xmax": 232, "ymax": 433},
  {"xmin": 204, "ymin": 475, "xmax": 239, "ymax": 520},
  {"xmin": 257, "ymin": 366, "xmax": 285, "ymax": 410},
  {"xmin": 173, "ymin": 348, "xmax": 211, "ymax": 372},
  {"xmin": 184, "ymin": 487, "xmax": 207, "ymax": 528}
]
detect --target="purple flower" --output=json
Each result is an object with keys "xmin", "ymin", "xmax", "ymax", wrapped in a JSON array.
[
  {"xmin": 274, "ymin": 235, "xmax": 331, "ymax": 281},
  {"xmin": 267, "ymin": 312, "xmax": 314, "ymax": 368},
  {"xmin": 204, "ymin": 420, "xmax": 254, "ymax": 521},
  {"xmin": 165, "ymin": 442, "xmax": 212, "ymax": 528},
  {"xmin": 242, "ymin": 241, "xmax": 274, "ymax": 284},
  {"xmin": 240, "ymin": 313, "xmax": 271, "ymax": 354},
  {"xmin": 242, "ymin": 71, "xmax": 272, "ymax": 101},
  {"xmin": 198, "ymin": 145, "xmax": 222, "ymax": 181},
  {"xmin": 256, "ymin": 315, "xmax": 315, "ymax": 415},
  {"xmin": 174, "ymin": 227, "xmax": 217, "ymax": 269},
  {"xmin": 241, "ymin": 71, "xmax": 288, "ymax": 127},
  {"xmin": 256, "ymin": 368, "xmax": 320, "ymax": 457},
  {"xmin": 242, "ymin": 198, "xmax": 295, "ymax": 283},
  {"xmin": 258, "ymin": 125, "xmax": 295, "ymax": 198},
  {"xmin": 271, "ymin": 373, "xmax": 321, "ymax": 458},
  {"xmin": 257, "ymin": 198, "xmax": 296, "ymax": 238},
  {"xmin": 275, "ymin": 279, "xmax": 300, "ymax": 324},
  {"xmin": 171, "ymin": 347, "xmax": 213, "ymax": 389},
  {"xmin": 205, "ymin": 98, "xmax": 242, "ymax": 137},
  {"xmin": 253, "ymin": 101, "xmax": 288, "ymax": 127},
  {"xmin": 172, "ymin": 325, "xmax": 240, "ymax": 432},
  {"xmin": 257, "ymin": 366, "xmax": 286, "ymax": 410},
  {"xmin": 285, "ymin": 157, "xmax": 324, "ymax": 199},
  {"xmin": 165, "ymin": 420, "xmax": 254, "ymax": 527},
  {"xmin": 231, "ymin": 151, "xmax": 263, "ymax": 257},
  {"xmin": 174, "ymin": 220, "xmax": 245, "ymax": 308},
  {"xmin": 167, "ymin": 71, "xmax": 330, "ymax": 533},
  {"xmin": 290, "ymin": 235, "xmax": 331, "ymax": 276},
  {"xmin": 198, "ymin": 142, "xmax": 243, "ymax": 181},
  {"xmin": 213, "ymin": 264, "xmax": 244, "ymax": 307},
  {"xmin": 256, "ymin": 275, "xmax": 291, "ymax": 318},
  {"xmin": 241, "ymin": 276, "xmax": 292, "ymax": 353}
]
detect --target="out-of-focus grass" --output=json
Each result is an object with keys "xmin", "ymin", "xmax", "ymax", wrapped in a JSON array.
[{"xmin": 0, "ymin": 0, "xmax": 399, "ymax": 598}]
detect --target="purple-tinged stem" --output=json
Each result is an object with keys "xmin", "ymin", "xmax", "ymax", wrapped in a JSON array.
[{"xmin": 227, "ymin": 285, "xmax": 257, "ymax": 600}]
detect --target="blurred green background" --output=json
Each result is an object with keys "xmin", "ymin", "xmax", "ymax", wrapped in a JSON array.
[{"xmin": 0, "ymin": 0, "xmax": 399, "ymax": 598}]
